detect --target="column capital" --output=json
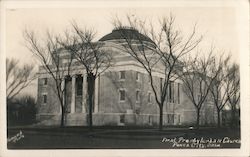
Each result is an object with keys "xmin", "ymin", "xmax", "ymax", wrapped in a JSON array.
[
  {"xmin": 81, "ymin": 73, "xmax": 87, "ymax": 77},
  {"xmin": 71, "ymin": 74, "xmax": 77, "ymax": 78}
]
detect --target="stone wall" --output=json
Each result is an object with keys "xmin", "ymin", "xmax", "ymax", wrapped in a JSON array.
[
  {"xmin": 36, "ymin": 70, "xmax": 218, "ymax": 127},
  {"xmin": 99, "ymin": 70, "xmax": 160, "ymax": 114},
  {"xmin": 37, "ymin": 77, "xmax": 61, "ymax": 114}
]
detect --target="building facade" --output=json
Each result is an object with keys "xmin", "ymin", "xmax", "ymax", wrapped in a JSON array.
[{"xmin": 36, "ymin": 28, "xmax": 217, "ymax": 126}]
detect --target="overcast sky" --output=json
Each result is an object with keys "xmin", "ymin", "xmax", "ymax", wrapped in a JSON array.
[
  {"xmin": 4, "ymin": 5, "xmax": 242, "ymax": 97},
  {"xmin": 6, "ymin": 7, "xmax": 240, "ymax": 63}
]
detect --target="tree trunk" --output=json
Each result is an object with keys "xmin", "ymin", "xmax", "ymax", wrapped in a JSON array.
[
  {"xmin": 217, "ymin": 109, "xmax": 221, "ymax": 128},
  {"xmin": 87, "ymin": 73, "xmax": 95, "ymax": 131},
  {"xmin": 196, "ymin": 108, "xmax": 200, "ymax": 129},
  {"xmin": 231, "ymin": 105, "xmax": 236, "ymax": 128},
  {"xmin": 60, "ymin": 80, "xmax": 67, "ymax": 128},
  {"xmin": 60, "ymin": 106, "xmax": 64, "ymax": 127},
  {"xmin": 159, "ymin": 105, "xmax": 163, "ymax": 131}
]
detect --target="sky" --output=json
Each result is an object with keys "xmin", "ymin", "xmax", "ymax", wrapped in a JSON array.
[
  {"xmin": 6, "ymin": 7, "xmax": 240, "ymax": 62},
  {"xmin": 4, "ymin": 5, "xmax": 242, "ymax": 97}
]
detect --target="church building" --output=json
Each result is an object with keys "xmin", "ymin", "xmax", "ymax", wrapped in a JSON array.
[{"xmin": 36, "ymin": 28, "xmax": 217, "ymax": 126}]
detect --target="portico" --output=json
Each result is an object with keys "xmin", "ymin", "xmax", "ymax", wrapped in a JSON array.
[{"xmin": 63, "ymin": 74, "xmax": 99, "ymax": 114}]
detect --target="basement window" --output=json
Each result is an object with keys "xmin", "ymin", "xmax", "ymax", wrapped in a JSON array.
[{"xmin": 120, "ymin": 114, "xmax": 125, "ymax": 123}]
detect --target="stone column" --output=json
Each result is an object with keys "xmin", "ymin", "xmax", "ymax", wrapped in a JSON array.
[
  {"xmin": 82, "ymin": 74, "xmax": 87, "ymax": 113},
  {"xmin": 94, "ymin": 76, "xmax": 99, "ymax": 113},
  {"xmin": 71, "ymin": 75, "xmax": 76, "ymax": 113}
]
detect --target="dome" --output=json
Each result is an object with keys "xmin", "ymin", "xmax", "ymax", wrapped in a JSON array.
[{"xmin": 99, "ymin": 27, "xmax": 155, "ymax": 44}]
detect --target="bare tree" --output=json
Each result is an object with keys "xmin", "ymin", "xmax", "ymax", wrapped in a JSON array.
[
  {"xmin": 209, "ymin": 54, "xmax": 231, "ymax": 128},
  {"xmin": 112, "ymin": 14, "xmax": 202, "ymax": 130},
  {"xmin": 181, "ymin": 50, "xmax": 219, "ymax": 129},
  {"xmin": 6, "ymin": 58, "xmax": 35, "ymax": 102},
  {"xmin": 226, "ymin": 63, "xmax": 240, "ymax": 127},
  {"xmin": 23, "ymin": 30, "xmax": 73, "ymax": 127},
  {"xmin": 59, "ymin": 22, "xmax": 113, "ymax": 130}
]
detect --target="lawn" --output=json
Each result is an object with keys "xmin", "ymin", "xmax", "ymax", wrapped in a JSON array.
[{"xmin": 7, "ymin": 126, "xmax": 240, "ymax": 149}]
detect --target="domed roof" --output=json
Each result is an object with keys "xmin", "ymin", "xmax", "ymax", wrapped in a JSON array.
[{"xmin": 99, "ymin": 27, "xmax": 155, "ymax": 44}]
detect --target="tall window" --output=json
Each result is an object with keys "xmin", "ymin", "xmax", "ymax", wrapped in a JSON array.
[
  {"xmin": 136, "ymin": 90, "xmax": 140, "ymax": 102},
  {"xmin": 120, "ymin": 71, "xmax": 125, "ymax": 80},
  {"xmin": 42, "ymin": 94, "xmax": 47, "ymax": 104},
  {"xmin": 43, "ymin": 78, "xmax": 48, "ymax": 85},
  {"xmin": 148, "ymin": 92, "xmax": 152, "ymax": 103},
  {"xmin": 136, "ymin": 72, "xmax": 140, "ymax": 81},
  {"xmin": 177, "ymin": 83, "xmax": 180, "ymax": 104},
  {"xmin": 119, "ymin": 89, "xmax": 126, "ymax": 101}
]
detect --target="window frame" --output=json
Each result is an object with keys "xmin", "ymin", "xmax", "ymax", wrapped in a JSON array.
[
  {"xmin": 120, "ymin": 114, "xmax": 125, "ymax": 123},
  {"xmin": 43, "ymin": 78, "xmax": 48, "ymax": 86},
  {"xmin": 135, "ymin": 90, "xmax": 140, "ymax": 103},
  {"xmin": 119, "ymin": 71, "xmax": 126, "ymax": 80},
  {"xmin": 148, "ymin": 92, "xmax": 152, "ymax": 103},
  {"xmin": 119, "ymin": 89, "xmax": 126, "ymax": 102},
  {"xmin": 42, "ymin": 94, "xmax": 47, "ymax": 105},
  {"xmin": 136, "ymin": 72, "xmax": 140, "ymax": 81}
]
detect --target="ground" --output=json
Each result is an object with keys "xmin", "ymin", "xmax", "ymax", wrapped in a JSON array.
[{"xmin": 7, "ymin": 126, "xmax": 240, "ymax": 149}]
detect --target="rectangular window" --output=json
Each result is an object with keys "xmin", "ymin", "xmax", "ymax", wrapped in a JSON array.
[
  {"xmin": 177, "ymin": 83, "xmax": 180, "ymax": 104},
  {"xmin": 136, "ymin": 72, "xmax": 140, "ymax": 81},
  {"xmin": 136, "ymin": 90, "xmax": 140, "ymax": 102},
  {"xmin": 148, "ymin": 92, "xmax": 152, "ymax": 103},
  {"xmin": 120, "ymin": 71, "xmax": 125, "ymax": 80},
  {"xmin": 42, "ymin": 94, "xmax": 47, "ymax": 104},
  {"xmin": 43, "ymin": 78, "xmax": 48, "ymax": 85},
  {"xmin": 119, "ymin": 89, "xmax": 126, "ymax": 101}
]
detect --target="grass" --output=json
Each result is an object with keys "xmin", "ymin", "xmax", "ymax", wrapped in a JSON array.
[{"xmin": 7, "ymin": 126, "xmax": 240, "ymax": 149}]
